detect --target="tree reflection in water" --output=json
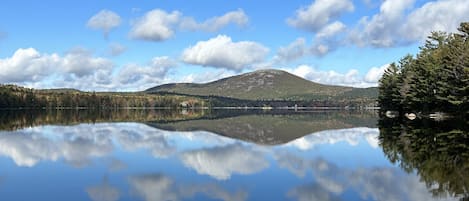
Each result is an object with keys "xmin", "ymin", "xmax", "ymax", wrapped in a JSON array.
[{"xmin": 378, "ymin": 116, "xmax": 469, "ymax": 200}]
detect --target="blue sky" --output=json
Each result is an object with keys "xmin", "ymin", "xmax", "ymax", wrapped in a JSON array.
[{"xmin": 0, "ymin": 0, "xmax": 467, "ymax": 91}]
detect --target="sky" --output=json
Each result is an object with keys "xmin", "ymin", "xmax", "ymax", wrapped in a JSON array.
[{"xmin": 0, "ymin": 0, "xmax": 468, "ymax": 91}]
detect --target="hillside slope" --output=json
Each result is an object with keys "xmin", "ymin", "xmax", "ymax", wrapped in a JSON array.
[{"xmin": 146, "ymin": 69, "xmax": 377, "ymax": 101}]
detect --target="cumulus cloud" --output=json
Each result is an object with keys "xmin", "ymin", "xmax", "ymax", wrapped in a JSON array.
[
  {"xmin": 287, "ymin": 0, "xmax": 354, "ymax": 32},
  {"xmin": 180, "ymin": 143, "xmax": 269, "ymax": 180},
  {"xmin": 130, "ymin": 9, "xmax": 249, "ymax": 41},
  {"xmin": 275, "ymin": 21, "xmax": 347, "ymax": 61},
  {"xmin": 0, "ymin": 47, "xmax": 178, "ymax": 91},
  {"xmin": 286, "ymin": 65, "xmax": 367, "ymax": 87},
  {"xmin": 62, "ymin": 48, "xmax": 114, "ymax": 78},
  {"xmin": 182, "ymin": 35, "xmax": 269, "ymax": 71},
  {"xmin": 130, "ymin": 9, "xmax": 181, "ymax": 41},
  {"xmin": 0, "ymin": 128, "xmax": 113, "ymax": 167},
  {"xmin": 116, "ymin": 56, "xmax": 176, "ymax": 91},
  {"xmin": 129, "ymin": 174, "xmax": 247, "ymax": 201},
  {"xmin": 0, "ymin": 48, "xmax": 113, "ymax": 85},
  {"xmin": 364, "ymin": 64, "xmax": 389, "ymax": 83},
  {"xmin": 0, "ymin": 48, "xmax": 59, "ymax": 83},
  {"xmin": 350, "ymin": 0, "xmax": 469, "ymax": 47},
  {"xmin": 284, "ymin": 64, "xmax": 392, "ymax": 87},
  {"xmin": 180, "ymin": 9, "xmax": 248, "ymax": 32},
  {"xmin": 274, "ymin": 38, "xmax": 307, "ymax": 63},
  {"xmin": 315, "ymin": 21, "xmax": 347, "ymax": 40},
  {"xmin": 402, "ymin": 0, "xmax": 469, "ymax": 41},
  {"xmin": 0, "ymin": 123, "xmax": 181, "ymax": 167},
  {"xmin": 115, "ymin": 129, "xmax": 176, "ymax": 158},
  {"xmin": 87, "ymin": 10, "xmax": 122, "ymax": 38},
  {"xmin": 284, "ymin": 127, "xmax": 380, "ymax": 151},
  {"xmin": 311, "ymin": 21, "xmax": 347, "ymax": 56},
  {"xmin": 129, "ymin": 174, "xmax": 178, "ymax": 201}
]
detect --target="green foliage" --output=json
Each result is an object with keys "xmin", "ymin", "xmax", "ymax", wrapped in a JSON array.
[{"xmin": 378, "ymin": 22, "xmax": 469, "ymax": 115}]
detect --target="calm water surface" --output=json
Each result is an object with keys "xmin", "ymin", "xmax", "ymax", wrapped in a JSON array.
[{"xmin": 0, "ymin": 110, "xmax": 466, "ymax": 201}]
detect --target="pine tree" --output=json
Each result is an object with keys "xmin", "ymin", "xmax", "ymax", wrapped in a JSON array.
[{"xmin": 378, "ymin": 63, "xmax": 401, "ymax": 111}]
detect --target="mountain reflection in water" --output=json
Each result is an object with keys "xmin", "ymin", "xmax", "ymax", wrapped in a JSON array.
[{"xmin": 0, "ymin": 109, "xmax": 466, "ymax": 201}]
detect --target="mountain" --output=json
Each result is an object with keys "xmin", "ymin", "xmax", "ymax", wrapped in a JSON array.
[
  {"xmin": 148, "ymin": 111, "xmax": 378, "ymax": 145},
  {"xmin": 146, "ymin": 69, "xmax": 377, "ymax": 101}
]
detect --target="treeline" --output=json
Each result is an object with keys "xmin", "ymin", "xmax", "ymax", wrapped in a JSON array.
[
  {"xmin": 379, "ymin": 22, "xmax": 469, "ymax": 115},
  {"xmin": 153, "ymin": 92, "xmax": 376, "ymax": 108},
  {"xmin": 0, "ymin": 85, "xmax": 206, "ymax": 109}
]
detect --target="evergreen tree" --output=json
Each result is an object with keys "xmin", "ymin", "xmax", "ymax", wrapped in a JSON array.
[
  {"xmin": 379, "ymin": 22, "xmax": 469, "ymax": 116},
  {"xmin": 378, "ymin": 63, "xmax": 401, "ymax": 111}
]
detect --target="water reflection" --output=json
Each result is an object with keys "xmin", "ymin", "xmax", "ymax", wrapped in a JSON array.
[
  {"xmin": 86, "ymin": 177, "xmax": 120, "ymax": 201},
  {"xmin": 129, "ymin": 174, "xmax": 247, "ymax": 201},
  {"xmin": 0, "ymin": 110, "xmax": 465, "ymax": 200},
  {"xmin": 378, "ymin": 117, "xmax": 469, "ymax": 200},
  {"xmin": 180, "ymin": 143, "xmax": 269, "ymax": 180}
]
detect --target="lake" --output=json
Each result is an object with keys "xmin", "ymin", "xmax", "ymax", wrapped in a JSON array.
[{"xmin": 0, "ymin": 109, "xmax": 467, "ymax": 201}]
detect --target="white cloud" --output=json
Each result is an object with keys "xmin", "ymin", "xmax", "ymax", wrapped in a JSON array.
[
  {"xmin": 349, "ymin": 0, "xmax": 414, "ymax": 47},
  {"xmin": 129, "ymin": 174, "xmax": 247, "ymax": 201},
  {"xmin": 315, "ymin": 21, "xmax": 346, "ymax": 40},
  {"xmin": 285, "ymin": 64, "xmax": 393, "ymax": 87},
  {"xmin": 182, "ymin": 35, "xmax": 269, "ymax": 71},
  {"xmin": 87, "ymin": 10, "xmax": 122, "ymax": 38},
  {"xmin": 311, "ymin": 21, "xmax": 347, "ymax": 56},
  {"xmin": 0, "ymin": 48, "xmax": 113, "ymax": 84},
  {"xmin": 180, "ymin": 143, "xmax": 269, "ymax": 180},
  {"xmin": 287, "ymin": 0, "xmax": 354, "ymax": 32},
  {"xmin": 0, "ymin": 48, "xmax": 177, "ymax": 91},
  {"xmin": 130, "ymin": 9, "xmax": 181, "ymax": 41},
  {"xmin": 180, "ymin": 9, "xmax": 248, "ymax": 32},
  {"xmin": 286, "ymin": 65, "xmax": 377, "ymax": 87},
  {"xmin": 284, "ymin": 127, "xmax": 380, "ymax": 151},
  {"xmin": 117, "ymin": 56, "xmax": 176, "ymax": 91},
  {"xmin": 402, "ymin": 0, "xmax": 469, "ymax": 41},
  {"xmin": 350, "ymin": 0, "xmax": 469, "ymax": 47},
  {"xmin": 108, "ymin": 43, "xmax": 127, "ymax": 56},
  {"xmin": 0, "ymin": 48, "xmax": 59, "ymax": 83},
  {"xmin": 274, "ymin": 38, "xmax": 307, "ymax": 63},
  {"xmin": 364, "ymin": 64, "xmax": 389, "ymax": 83},
  {"xmin": 129, "ymin": 175, "xmax": 178, "ymax": 201},
  {"xmin": 130, "ymin": 9, "xmax": 249, "ymax": 42},
  {"xmin": 177, "ymin": 69, "xmax": 235, "ymax": 83},
  {"xmin": 274, "ymin": 21, "xmax": 347, "ymax": 62},
  {"xmin": 61, "ymin": 48, "xmax": 114, "ymax": 78},
  {"xmin": 0, "ymin": 128, "xmax": 113, "ymax": 167}
]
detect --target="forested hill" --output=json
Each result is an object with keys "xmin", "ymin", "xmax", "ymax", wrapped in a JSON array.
[
  {"xmin": 0, "ymin": 84, "xmax": 206, "ymax": 108},
  {"xmin": 378, "ymin": 22, "xmax": 469, "ymax": 116},
  {"xmin": 146, "ymin": 69, "xmax": 377, "ymax": 102}
]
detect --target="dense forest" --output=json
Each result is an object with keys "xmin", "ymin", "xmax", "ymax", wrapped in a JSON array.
[
  {"xmin": 378, "ymin": 22, "xmax": 469, "ymax": 116},
  {"xmin": 0, "ymin": 85, "xmax": 206, "ymax": 109}
]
